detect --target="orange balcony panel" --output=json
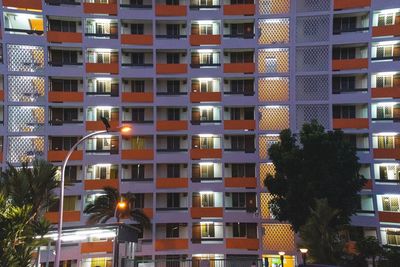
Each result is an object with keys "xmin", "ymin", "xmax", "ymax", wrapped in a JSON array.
[
  {"xmin": 190, "ymin": 149, "xmax": 222, "ymax": 159},
  {"xmin": 190, "ymin": 92, "xmax": 221, "ymax": 103},
  {"xmin": 224, "ymin": 63, "xmax": 255, "ymax": 74},
  {"xmin": 332, "ymin": 58, "xmax": 368, "ymax": 71},
  {"xmin": 83, "ymin": 3, "xmax": 117, "ymax": 15},
  {"xmin": 379, "ymin": 211, "xmax": 400, "ymax": 223},
  {"xmin": 373, "ymin": 149, "xmax": 400, "ymax": 159},
  {"xmin": 48, "ymin": 150, "xmax": 83, "ymax": 162},
  {"xmin": 334, "ymin": 0, "xmax": 370, "ymax": 10},
  {"xmin": 332, "ymin": 118, "xmax": 369, "ymax": 129},
  {"xmin": 122, "ymin": 92, "xmax": 154, "ymax": 103},
  {"xmin": 190, "ymin": 35, "xmax": 221, "ymax": 46},
  {"xmin": 84, "ymin": 179, "xmax": 119, "ymax": 190},
  {"xmin": 191, "ymin": 207, "xmax": 223, "ymax": 218},
  {"xmin": 156, "ymin": 64, "xmax": 187, "ymax": 74},
  {"xmin": 155, "ymin": 239, "xmax": 189, "ymax": 251},
  {"xmin": 225, "ymin": 177, "xmax": 257, "ymax": 188},
  {"xmin": 81, "ymin": 241, "xmax": 113, "ymax": 254},
  {"xmin": 121, "ymin": 34, "xmax": 153, "ymax": 45},
  {"xmin": 47, "ymin": 31, "xmax": 82, "ymax": 43},
  {"xmin": 0, "ymin": 90, "xmax": 3, "ymax": 101},
  {"xmin": 155, "ymin": 4, "xmax": 187, "ymax": 16},
  {"xmin": 224, "ymin": 120, "xmax": 256, "ymax": 130},
  {"xmin": 86, "ymin": 63, "xmax": 119, "ymax": 74},
  {"xmin": 373, "ymin": 24, "xmax": 400, "ymax": 37},
  {"xmin": 156, "ymin": 178, "xmax": 189, "ymax": 189},
  {"xmin": 142, "ymin": 208, "xmax": 153, "ymax": 219},
  {"xmin": 223, "ymin": 4, "xmax": 255, "ymax": 16},
  {"xmin": 372, "ymin": 87, "xmax": 400, "ymax": 98},
  {"xmin": 157, "ymin": 120, "xmax": 188, "ymax": 131},
  {"xmin": 3, "ymin": 0, "xmax": 42, "ymax": 10},
  {"xmin": 48, "ymin": 91, "xmax": 84, "ymax": 103},
  {"xmin": 44, "ymin": 211, "xmax": 80, "ymax": 224},
  {"xmin": 226, "ymin": 238, "xmax": 259, "ymax": 250},
  {"xmin": 363, "ymin": 179, "xmax": 372, "ymax": 190},
  {"xmin": 121, "ymin": 149, "xmax": 154, "ymax": 160},
  {"xmin": 0, "ymin": 153, "xmax": 3, "ymax": 163},
  {"xmin": 86, "ymin": 120, "xmax": 119, "ymax": 131}
]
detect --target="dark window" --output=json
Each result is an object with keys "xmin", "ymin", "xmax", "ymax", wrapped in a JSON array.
[
  {"xmin": 133, "ymin": 194, "xmax": 144, "ymax": 208},
  {"xmin": 131, "ymin": 108, "xmax": 145, "ymax": 122},
  {"xmin": 166, "ymin": 53, "xmax": 180, "ymax": 64},
  {"xmin": 231, "ymin": 193, "xmax": 246, "ymax": 208},
  {"xmin": 131, "ymin": 80, "xmax": 145, "ymax": 92},
  {"xmin": 166, "ymin": 0, "xmax": 179, "ymax": 5},
  {"xmin": 132, "ymin": 164, "xmax": 145, "ymax": 180},
  {"xmin": 167, "ymin": 108, "xmax": 180, "ymax": 120},
  {"xmin": 167, "ymin": 164, "xmax": 180, "ymax": 178},
  {"xmin": 232, "ymin": 223, "xmax": 247, "ymax": 237},
  {"xmin": 51, "ymin": 79, "xmax": 78, "ymax": 92},
  {"xmin": 333, "ymin": 47, "xmax": 356, "ymax": 60},
  {"xmin": 131, "ymin": 53, "xmax": 145, "ymax": 65},
  {"xmin": 333, "ymin": 106, "xmax": 356, "ymax": 119},
  {"xmin": 167, "ymin": 80, "xmax": 181, "ymax": 93},
  {"xmin": 231, "ymin": 136, "xmax": 245, "ymax": 150},
  {"xmin": 230, "ymin": 52, "xmax": 253, "ymax": 63},
  {"xmin": 49, "ymin": 20, "xmax": 76, "ymax": 32},
  {"xmin": 166, "ymin": 24, "xmax": 180, "ymax": 36},
  {"xmin": 166, "ymin": 223, "xmax": 180, "ymax": 238},
  {"xmin": 167, "ymin": 136, "xmax": 181, "ymax": 150},
  {"xmin": 64, "ymin": 166, "xmax": 78, "ymax": 183},
  {"xmin": 167, "ymin": 193, "xmax": 180, "ymax": 208},
  {"xmin": 131, "ymin": 24, "xmax": 144, "ymax": 34}
]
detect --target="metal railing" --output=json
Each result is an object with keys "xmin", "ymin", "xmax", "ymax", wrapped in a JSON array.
[{"xmin": 123, "ymin": 258, "xmax": 266, "ymax": 267}]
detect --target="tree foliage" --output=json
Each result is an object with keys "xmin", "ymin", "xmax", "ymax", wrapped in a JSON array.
[{"xmin": 264, "ymin": 121, "xmax": 365, "ymax": 231}]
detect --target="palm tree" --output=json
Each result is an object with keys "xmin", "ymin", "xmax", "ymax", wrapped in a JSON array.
[
  {"xmin": 84, "ymin": 187, "xmax": 150, "ymax": 227},
  {"xmin": 356, "ymin": 236, "xmax": 382, "ymax": 267}
]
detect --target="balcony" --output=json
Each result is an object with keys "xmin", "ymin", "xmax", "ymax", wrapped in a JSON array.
[
  {"xmin": 223, "ymin": 4, "xmax": 255, "ymax": 16},
  {"xmin": 84, "ymin": 179, "xmax": 119, "ymax": 190},
  {"xmin": 48, "ymin": 91, "xmax": 84, "ymax": 103},
  {"xmin": 121, "ymin": 34, "xmax": 153, "ymax": 45},
  {"xmin": 155, "ymin": 4, "xmax": 187, "ymax": 16},
  {"xmin": 86, "ymin": 120, "xmax": 119, "ymax": 131},
  {"xmin": 156, "ymin": 178, "xmax": 188, "ymax": 189},
  {"xmin": 373, "ymin": 148, "xmax": 400, "ymax": 159},
  {"xmin": 81, "ymin": 241, "xmax": 113, "ymax": 254},
  {"xmin": 47, "ymin": 31, "xmax": 82, "ymax": 43},
  {"xmin": 332, "ymin": 58, "xmax": 368, "ymax": 71},
  {"xmin": 226, "ymin": 238, "xmax": 259, "ymax": 250},
  {"xmin": 332, "ymin": 118, "xmax": 369, "ymax": 129},
  {"xmin": 190, "ymin": 35, "xmax": 221, "ymax": 46},
  {"xmin": 156, "ymin": 121, "xmax": 188, "ymax": 131},
  {"xmin": 121, "ymin": 149, "xmax": 154, "ymax": 160},
  {"xmin": 373, "ymin": 24, "xmax": 400, "ymax": 37},
  {"xmin": 44, "ymin": 211, "xmax": 80, "ymax": 223},
  {"xmin": 48, "ymin": 150, "xmax": 83, "ymax": 162},
  {"xmin": 190, "ymin": 149, "xmax": 222, "ymax": 159},
  {"xmin": 191, "ymin": 207, "xmax": 223, "ymax": 218},
  {"xmin": 156, "ymin": 64, "xmax": 187, "ymax": 74},
  {"xmin": 86, "ymin": 63, "xmax": 119, "ymax": 74},
  {"xmin": 224, "ymin": 177, "xmax": 257, "ymax": 188},
  {"xmin": 121, "ymin": 92, "xmax": 154, "ymax": 103},
  {"xmin": 334, "ymin": 0, "xmax": 370, "ymax": 10},
  {"xmin": 83, "ymin": 2, "xmax": 118, "ymax": 15},
  {"xmin": 224, "ymin": 63, "xmax": 255, "ymax": 74},
  {"xmin": 3, "ymin": 0, "xmax": 42, "ymax": 10},
  {"xmin": 379, "ymin": 211, "xmax": 400, "ymax": 223},
  {"xmin": 224, "ymin": 120, "xmax": 256, "ymax": 130},
  {"xmin": 155, "ymin": 239, "xmax": 189, "ymax": 251},
  {"xmin": 190, "ymin": 92, "xmax": 221, "ymax": 103},
  {"xmin": 372, "ymin": 86, "xmax": 400, "ymax": 98}
]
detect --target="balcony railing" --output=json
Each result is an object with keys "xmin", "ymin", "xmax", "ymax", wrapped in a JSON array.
[
  {"xmin": 4, "ymin": 28, "xmax": 44, "ymax": 35},
  {"xmin": 333, "ymin": 27, "xmax": 369, "ymax": 35},
  {"xmin": 332, "ymin": 87, "xmax": 368, "ymax": 94}
]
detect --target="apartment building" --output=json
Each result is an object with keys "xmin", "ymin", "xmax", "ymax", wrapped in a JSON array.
[{"xmin": 0, "ymin": 0, "xmax": 399, "ymax": 266}]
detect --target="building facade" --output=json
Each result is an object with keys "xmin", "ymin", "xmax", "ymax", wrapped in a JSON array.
[{"xmin": 0, "ymin": 0, "xmax": 399, "ymax": 266}]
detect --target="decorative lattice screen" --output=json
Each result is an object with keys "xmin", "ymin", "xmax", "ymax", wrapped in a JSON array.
[
  {"xmin": 296, "ymin": 75, "xmax": 329, "ymax": 101},
  {"xmin": 259, "ymin": 19, "xmax": 290, "ymax": 45},
  {"xmin": 260, "ymin": 163, "xmax": 276, "ymax": 187},
  {"xmin": 259, "ymin": 49, "xmax": 289, "ymax": 73},
  {"xmin": 8, "ymin": 136, "xmax": 45, "ymax": 163},
  {"xmin": 259, "ymin": 106, "xmax": 289, "ymax": 131},
  {"xmin": 8, "ymin": 106, "xmax": 45, "ymax": 132},
  {"xmin": 258, "ymin": 77, "xmax": 289, "ymax": 102},
  {"xmin": 296, "ymin": 104, "xmax": 329, "ymax": 130},
  {"xmin": 8, "ymin": 76, "xmax": 45, "ymax": 102},
  {"xmin": 262, "ymin": 224, "xmax": 296, "ymax": 252},
  {"xmin": 296, "ymin": 0, "xmax": 331, "ymax": 12},
  {"xmin": 7, "ymin": 44, "xmax": 45, "ymax": 72},
  {"xmin": 296, "ymin": 16, "xmax": 330, "ymax": 43},
  {"xmin": 296, "ymin": 46, "xmax": 329, "ymax": 72},
  {"xmin": 259, "ymin": 0, "xmax": 290, "ymax": 15},
  {"xmin": 259, "ymin": 135, "xmax": 280, "ymax": 160}
]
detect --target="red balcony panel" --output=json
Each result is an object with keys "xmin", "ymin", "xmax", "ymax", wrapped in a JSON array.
[
  {"xmin": 332, "ymin": 58, "xmax": 368, "ymax": 71},
  {"xmin": 3, "ymin": 0, "xmax": 42, "ymax": 10},
  {"xmin": 334, "ymin": 0, "xmax": 370, "ymax": 10},
  {"xmin": 44, "ymin": 211, "xmax": 80, "ymax": 224},
  {"xmin": 121, "ymin": 34, "xmax": 153, "ymax": 45},
  {"xmin": 379, "ymin": 211, "xmax": 400, "ymax": 223},
  {"xmin": 363, "ymin": 179, "xmax": 372, "ymax": 190},
  {"xmin": 84, "ymin": 179, "xmax": 119, "ymax": 190},
  {"xmin": 142, "ymin": 208, "xmax": 153, "ymax": 219},
  {"xmin": 0, "ymin": 153, "xmax": 3, "ymax": 163},
  {"xmin": 122, "ymin": 92, "xmax": 154, "ymax": 103},
  {"xmin": 86, "ymin": 63, "xmax": 119, "ymax": 74},
  {"xmin": 156, "ymin": 64, "xmax": 187, "ymax": 74},
  {"xmin": 48, "ymin": 92, "xmax": 84, "ymax": 103},
  {"xmin": 121, "ymin": 149, "xmax": 154, "ymax": 160},
  {"xmin": 0, "ymin": 90, "xmax": 4, "ymax": 101},
  {"xmin": 155, "ymin": 4, "xmax": 187, "ymax": 16},
  {"xmin": 226, "ymin": 238, "xmax": 259, "ymax": 250},
  {"xmin": 81, "ymin": 241, "xmax": 113, "ymax": 254},
  {"xmin": 86, "ymin": 120, "xmax": 119, "ymax": 131},
  {"xmin": 190, "ymin": 149, "xmax": 222, "ymax": 159},
  {"xmin": 190, "ymin": 92, "xmax": 221, "ymax": 103},
  {"xmin": 224, "ymin": 63, "xmax": 255, "ymax": 74},
  {"xmin": 224, "ymin": 120, "xmax": 256, "ymax": 130},
  {"xmin": 156, "ymin": 178, "xmax": 188, "ymax": 189},
  {"xmin": 47, "ymin": 31, "xmax": 82, "ymax": 43},
  {"xmin": 373, "ymin": 148, "xmax": 400, "ymax": 159},
  {"xmin": 225, "ymin": 177, "xmax": 257, "ymax": 188},
  {"xmin": 156, "ymin": 121, "xmax": 188, "ymax": 131},
  {"xmin": 155, "ymin": 239, "xmax": 188, "ymax": 251},
  {"xmin": 190, "ymin": 35, "xmax": 221, "ymax": 46},
  {"xmin": 332, "ymin": 118, "xmax": 369, "ymax": 129},
  {"xmin": 48, "ymin": 150, "xmax": 83, "ymax": 162},
  {"xmin": 191, "ymin": 207, "xmax": 223, "ymax": 218},
  {"xmin": 223, "ymin": 4, "xmax": 255, "ymax": 16},
  {"xmin": 83, "ymin": 2, "xmax": 117, "ymax": 15},
  {"xmin": 372, "ymin": 87, "xmax": 400, "ymax": 98},
  {"xmin": 373, "ymin": 24, "xmax": 400, "ymax": 37}
]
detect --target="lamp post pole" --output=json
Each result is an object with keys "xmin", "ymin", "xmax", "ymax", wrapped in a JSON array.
[
  {"xmin": 113, "ymin": 201, "xmax": 126, "ymax": 267},
  {"xmin": 278, "ymin": 252, "xmax": 285, "ymax": 267}
]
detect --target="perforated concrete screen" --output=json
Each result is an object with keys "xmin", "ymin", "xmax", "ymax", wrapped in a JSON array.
[
  {"xmin": 296, "ymin": 0, "xmax": 331, "ymax": 12},
  {"xmin": 262, "ymin": 224, "xmax": 296, "ymax": 252},
  {"xmin": 296, "ymin": 104, "xmax": 329, "ymax": 130},
  {"xmin": 7, "ymin": 44, "xmax": 45, "ymax": 72},
  {"xmin": 259, "ymin": 106, "xmax": 290, "ymax": 131},
  {"xmin": 259, "ymin": 135, "xmax": 280, "ymax": 160},
  {"xmin": 258, "ymin": 49, "xmax": 289, "ymax": 73},
  {"xmin": 7, "ymin": 136, "xmax": 45, "ymax": 163},
  {"xmin": 296, "ymin": 75, "xmax": 329, "ymax": 101},
  {"xmin": 8, "ymin": 106, "xmax": 45, "ymax": 132},
  {"xmin": 296, "ymin": 46, "xmax": 329, "ymax": 72},
  {"xmin": 8, "ymin": 75, "xmax": 45, "ymax": 102},
  {"xmin": 296, "ymin": 15, "xmax": 330, "ymax": 43},
  {"xmin": 259, "ymin": 19, "xmax": 290, "ymax": 45},
  {"xmin": 258, "ymin": 77, "xmax": 289, "ymax": 102},
  {"xmin": 259, "ymin": 0, "xmax": 290, "ymax": 15}
]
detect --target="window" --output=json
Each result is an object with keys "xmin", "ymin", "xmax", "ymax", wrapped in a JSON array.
[
  {"xmin": 231, "ymin": 24, "xmax": 244, "ymax": 35},
  {"xmin": 200, "ymin": 137, "xmax": 213, "ymax": 149},
  {"xmin": 51, "ymin": 79, "xmax": 78, "ymax": 92},
  {"xmin": 200, "ymin": 164, "xmax": 214, "ymax": 178},
  {"xmin": 201, "ymin": 193, "xmax": 214, "ymax": 207},
  {"xmin": 230, "ymin": 79, "xmax": 253, "ymax": 94},
  {"xmin": 233, "ymin": 223, "xmax": 247, "ymax": 237},
  {"xmin": 166, "ymin": 24, "xmax": 180, "ymax": 37},
  {"xmin": 377, "ymin": 105, "xmax": 393, "ymax": 119},
  {"xmin": 199, "ymin": 24, "xmax": 213, "ymax": 35},
  {"xmin": 166, "ymin": 0, "xmax": 179, "ymax": 5},
  {"xmin": 132, "ymin": 164, "xmax": 145, "ymax": 180},
  {"xmin": 332, "ymin": 106, "xmax": 356, "ymax": 119},
  {"xmin": 131, "ymin": 24, "xmax": 144, "ymax": 34},
  {"xmin": 167, "ymin": 108, "xmax": 180, "ymax": 120},
  {"xmin": 131, "ymin": 53, "xmax": 145, "ymax": 65},
  {"xmin": 51, "ymin": 137, "xmax": 78, "ymax": 151},
  {"xmin": 376, "ymin": 46, "xmax": 393, "ymax": 59},
  {"xmin": 49, "ymin": 20, "xmax": 76, "ymax": 32},
  {"xmin": 378, "ymin": 13, "xmax": 395, "ymax": 26},
  {"xmin": 387, "ymin": 229, "xmax": 400, "ymax": 246},
  {"xmin": 96, "ymin": 53, "xmax": 110, "ymax": 63},
  {"xmin": 201, "ymin": 223, "xmax": 215, "ymax": 238},
  {"xmin": 230, "ymin": 52, "xmax": 253, "ymax": 63},
  {"xmin": 382, "ymin": 196, "xmax": 400, "ymax": 212},
  {"xmin": 131, "ymin": 108, "xmax": 145, "ymax": 122},
  {"xmin": 200, "ymin": 53, "xmax": 214, "ymax": 65},
  {"xmin": 64, "ymin": 166, "xmax": 78, "ymax": 182},
  {"xmin": 167, "ymin": 193, "xmax": 180, "ymax": 208},
  {"xmin": 167, "ymin": 136, "xmax": 181, "ymax": 150},
  {"xmin": 200, "ymin": 80, "xmax": 213, "ymax": 92},
  {"xmin": 231, "ymin": 193, "xmax": 246, "ymax": 208},
  {"xmin": 167, "ymin": 80, "xmax": 181, "ymax": 93},
  {"xmin": 376, "ymin": 75, "xmax": 393, "ymax": 88},
  {"xmin": 333, "ymin": 47, "xmax": 356, "ymax": 60},
  {"xmin": 133, "ymin": 193, "xmax": 144, "ymax": 208},
  {"xmin": 131, "ymin": 80, "xmax": 145, "ymax": 92},
  {"xmin": 333, "ymin": 17, "xmax": 356, "ymax": 33},
  {"xmin": 167, "ymin": 164, "xmax": 180, "ymax": 178},
  {"xmin": 377, "ymin": 136, "xmax": 395, "ymax": 149},
  {"xmin": 166, "ymin": 223, "xmax": 180, "ymax": 238},
  {"xmin": 231, "ymin": 136, "xmax": 245, "ymax": 150},
  {"xmin": 379, "ymin": 165, "xmax": 400, "ymax": 180},
  {"xmin": 166, "ymin": 53, "xmax": 180, "ymax": 64}
]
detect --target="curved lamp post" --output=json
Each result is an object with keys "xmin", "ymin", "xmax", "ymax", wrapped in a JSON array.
[
  {"xmin": 300, "ymin": 248, "xmax": 308, "ymax": 266},
  {"xmin": 278, "ymin": 251, "xmax": 285, "ymax": 267},
  {"xmin": 54, "ymin": 118, "xmax": 131, "ymax": 267}
]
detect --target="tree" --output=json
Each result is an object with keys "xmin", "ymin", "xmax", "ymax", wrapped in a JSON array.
[
  {"xmin": 264, "ymin": 121, "xmax": 365, "ymax": 231},
  {"xmin": 356, "ymin": 237, "xmax": 382, "ymax": 267},
  {"xmin": 84, "ymin": 186, "xmax": 150, "ymax": 227},
  {"xmin": 379, "ymin": 246, "xmax": 400, "ymax": 267}
]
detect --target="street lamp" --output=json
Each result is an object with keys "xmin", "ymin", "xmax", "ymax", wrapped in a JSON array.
[
  {"xmin": 300, "ymin": 248, "xmax": 308, "ymax": 266},
  {"xmin": 278, "ymin": 251, "xmax": 285, "ymax": 267},
  {"xmin": 114, "ymin": 199, "xmax": 127, "ymax": 222},
  {"xmin": 113, "ymin": 199, "xmax": 127, "ymax": 267},
  {"xmin": 54, "ymin": 118, "xmax": 131, "ymax": 267}
]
